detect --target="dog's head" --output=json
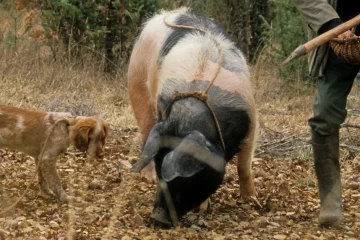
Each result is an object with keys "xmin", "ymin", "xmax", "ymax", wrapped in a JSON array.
[{"xmin": 69, "ymin": 116, "xmax": 109, "ymax": 158}]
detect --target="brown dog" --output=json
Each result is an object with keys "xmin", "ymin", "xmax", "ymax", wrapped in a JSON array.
[{"xmin": 0, "ymin": 104, "xmax": 109, "ymax": 202}]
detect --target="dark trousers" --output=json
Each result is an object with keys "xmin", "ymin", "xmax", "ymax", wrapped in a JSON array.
[{"xmin": 309, "ymin": 49, "xmax": 360, "ymax": 135}]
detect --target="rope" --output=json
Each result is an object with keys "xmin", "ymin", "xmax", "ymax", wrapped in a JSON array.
[
  {"xmin": 152, "ymin": 14, "xmax": 226, "ymax": 226},
  {"xmin": 163, "ymin": 14, "xmax": 226, "ymax": 151},
  {"xmin": 171, "ymin": 91, "xmax": 226, "ymax": 151},
  {"xmin": 159, "ymin": 180, "xmax": 179, "ymax": 226},
  {"xmin": 0, "ymin": 119, "xmax": 70, "ymax": 216}
]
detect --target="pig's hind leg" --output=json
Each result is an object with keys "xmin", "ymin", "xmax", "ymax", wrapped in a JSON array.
[{"xmin": 236, "ymin": 126, "xmax": 257, "ymax": 202}]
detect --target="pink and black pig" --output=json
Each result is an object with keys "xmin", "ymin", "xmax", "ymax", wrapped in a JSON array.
[{"xmin": 128, "ymin": 8, "xmax": 257, "ymax": 225}]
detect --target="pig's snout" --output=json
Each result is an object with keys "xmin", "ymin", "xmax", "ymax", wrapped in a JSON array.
[{"xmin": 151, "ymin": 207, "xmax": 172, "ymax": 226}]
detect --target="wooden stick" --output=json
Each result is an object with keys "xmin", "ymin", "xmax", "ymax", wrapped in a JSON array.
[
  {"xmin": 282, "ymin": 14, "xmax": 360, "ymax": 66},
  {"xmin": 341, "ymin": 123, "xmax": 360, "ymax": 129},
  {"xmin": 340, "ymin": 144, "xmax": 360, "ymax": 152}
]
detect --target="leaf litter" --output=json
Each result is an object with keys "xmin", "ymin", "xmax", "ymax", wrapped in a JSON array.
[{"xmin": 0, "ymin": 128, "xmax": 359, "ymax": 240}]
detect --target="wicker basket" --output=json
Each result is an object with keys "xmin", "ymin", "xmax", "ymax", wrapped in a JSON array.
[{"xmin": 330, "ymin": 36, "xmax": 360, "ymax": 65}]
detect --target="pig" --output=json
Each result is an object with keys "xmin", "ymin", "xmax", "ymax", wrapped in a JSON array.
[{"xmin": 128, "ymin": 7, "xmax": 257, "ymax": 225}]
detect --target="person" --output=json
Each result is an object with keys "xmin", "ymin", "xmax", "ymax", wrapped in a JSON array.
[{"xmin": 292, "ymin": 0, "xmax": 360, "ymax": 227}]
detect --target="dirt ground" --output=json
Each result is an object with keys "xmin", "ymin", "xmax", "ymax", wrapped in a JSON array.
[
  {"xmin": 0, "ymin": 127, "xmax": 359, "ymax": 239},
  {"xmin": 0, "ymin": 68, "xmax": 360, "ymax": 239}
]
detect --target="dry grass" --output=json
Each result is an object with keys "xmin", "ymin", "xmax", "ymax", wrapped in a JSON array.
[
  {"xmin": 0, "ymin": 38, "xmax": 318, "ymax": 160},
  {"xmin": 0, "ymin": 6, "xmax": 136, "ymax": 131},
  {"xmin": 253, "ymin": 51, "xmax": 360, "ymax": 160},
  {"xmin": 0, "ymin": 31, "xmax": 142, "ymax": 161},
  {"xmin": 0, "ymin": 41, "xmax": 136, "ymax": 126}
]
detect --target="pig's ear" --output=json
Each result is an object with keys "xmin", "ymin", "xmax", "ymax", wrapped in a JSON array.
[
  {"xmin": 161, "ymin": 148, "xmax": 205, "ymax": 182},
  {"xmin": 161, "ymin": 131, "xmax": 226, "ymax": 182},
  {"xmin": 131, "ymin": 123, "xmax": 162, "ymax": 173}
]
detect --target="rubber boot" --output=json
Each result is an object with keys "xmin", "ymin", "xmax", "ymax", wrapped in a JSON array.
[{"xmin": 311, "ymin": 129, "xmax": 342, "ymax": 227}]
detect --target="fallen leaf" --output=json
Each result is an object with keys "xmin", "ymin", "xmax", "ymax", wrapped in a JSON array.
[{"xmin": 273, "ymin": 234, "xmax": 287, "ymax": 240}]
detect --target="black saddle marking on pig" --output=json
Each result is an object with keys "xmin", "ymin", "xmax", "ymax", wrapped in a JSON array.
[
  {"xmin": 158, "ymin": 79, "xmax": 251, "ymax": 161},
  {"xmin": 223, "ymin": 47, "xmax": 248, "ymax": 73},
  {"xmin": 151, "ymin": 78, "xmax": 252, "ymax": 222},
  {"xmin": 159, "ymin": 11, "xmax": 247, "ymax": 73},
  {"xmin": 159, "ymin": 11, "xmax": 226, "ymax": 60}
]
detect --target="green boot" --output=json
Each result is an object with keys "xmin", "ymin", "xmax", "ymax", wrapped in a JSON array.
[{"xmin": 311, "ymin": 129, "xmax": 342, "ymax": 227}]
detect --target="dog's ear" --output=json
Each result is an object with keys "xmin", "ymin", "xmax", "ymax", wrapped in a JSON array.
[
  {"xmin": 103, "ymin": 120, "xmax": 109, "ymax": 138},
  {"xmin": 73, "ymin": 126, "xmax": 90, "ymax": 152}
]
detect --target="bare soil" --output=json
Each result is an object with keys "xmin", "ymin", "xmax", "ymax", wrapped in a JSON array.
[
  {"xmin": 0, "ymin": 128, "xmax": 359, "ymax": 239},
  {"xmin": 0, "ymin": 73, "xmax": 360, "ymax": 239}
]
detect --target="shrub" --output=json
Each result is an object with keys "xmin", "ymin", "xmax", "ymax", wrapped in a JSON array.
[
  {"xmin": 269, "ymin": 0, "xmax": 310, "ymax": 82},
  {"xmin": 36, "ymin": 0, "xmax": 159, "ymax": 72}
]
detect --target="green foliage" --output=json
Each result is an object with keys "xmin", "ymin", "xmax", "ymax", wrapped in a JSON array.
[
  {"xmin": 270, "ymin": 0, "xmax": 310, "ymax": 82},
  {"xmin": 5, "ymin": 31, "xmax": 17, "ymax": 46},
  {"xmin": 38, "ymin": 0, "xmax": 159, "ymax": 65},
  {"xmin": 0, "ymin": 0, "xmax": 309, "ymax": 78},
  {"xmin": 38, "ymin": 0, "xmax": 273, "ymax": 70},
  {"xmin": 162, "ymin": 0, "xmax": 274, "ymax": 63},
  {"xmin": 1, "ymin": 1, "xmax": 32, "ymax": 50}
]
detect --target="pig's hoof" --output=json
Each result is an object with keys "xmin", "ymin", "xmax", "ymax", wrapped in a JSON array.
[
  {"xmin": 150, "ymin": 208, "xmax": 172, "ymax": 226},
  {"xmin": 38, "ymin": 190, "xmax": 52, "ymax": 199},
  {"xmin": 194, "ymin": 198, "xmax": 211, "ymax": 213},
  {"xmin": 58, "ymin": 192, "xmax": 69, "ymax": 204},
  {"xmin": 246, "ymin": 195, "xmax": 262, "ymax": 209}
]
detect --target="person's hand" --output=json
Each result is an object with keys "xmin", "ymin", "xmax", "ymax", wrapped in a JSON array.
[{"xmin": 337, "ymin": 29, "xmax": 356, "ymax": 40}]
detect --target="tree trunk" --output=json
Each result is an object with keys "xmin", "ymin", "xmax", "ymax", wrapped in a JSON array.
[
  {"xmin": 228, "ymin": 0, "xmax": 272, "ymax": 63},
  {"xmin": 104, "ymin": 0, "xmax": 115, "ymax": 73},
  {"xmin": 248, "ymin": 0, "xmax": 272, "ymax": 63}
]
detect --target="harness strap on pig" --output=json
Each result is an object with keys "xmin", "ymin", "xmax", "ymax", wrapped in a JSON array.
[
  {"xmin": 154, "ymin": 14, "xmax": 227, "ymax": 227},
  {"xmin": 163, "ymin": 15, "xmax": 226, "ymax": 152}
]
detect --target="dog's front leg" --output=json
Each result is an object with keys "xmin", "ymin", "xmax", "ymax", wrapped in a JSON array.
[
  {"xmin": 35, "ymin": 158, "xmax": 53, "ymax": 198},
  {"xmin": 40, "ymin": 155, "xmax": 68, "ymax": 203}
]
